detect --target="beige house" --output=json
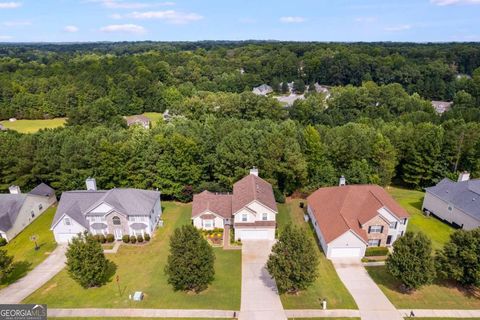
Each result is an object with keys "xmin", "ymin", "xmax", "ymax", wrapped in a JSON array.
[
  {"xmin": 0, "ymin": 183, "xmax": 57, "ymax": 242},
  {"xmin": 125, "ymin": 115, "xmax": 150, "ymax": 129}
]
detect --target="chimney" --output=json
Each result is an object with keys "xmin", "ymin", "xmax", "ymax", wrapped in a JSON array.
[
  {"xmin": 9, "ymin": 185, "xmax": 21, "ymax": 194},
  {"xmin": 86, "ymin": 177, "xmax": 97, "ymax": 191},
  {"xmin": 458, "ymin": 172, "xmax": 470, "ymax": 182},
  {"xmin": 339, "ymin": 176, "xmax": 346, "ymax": 186},
  {"xmin": 250, "ymin": 167, "xmax": 259, "ymax": 176}
]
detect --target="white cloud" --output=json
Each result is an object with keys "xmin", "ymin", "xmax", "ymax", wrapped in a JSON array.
[
  {"xmin": 0, "ymin": 35, "xmax": 12, "ymax": 40},
  {"xmin": 280, "ymin": 16, "xmax": 306, "ymax": 23},
  {"xmin": 0, "ymin": 2, "xmax": 21, "ymax": 8},
  {"xmin": 3, "ymin": 20, "xmax": 31, "ymax": 26},
  {"xmin": 89, "ymin": 0, "xmax": 174, "ymax": 9},
  {"xmin": 431, "ymin": 0, "xmax": 480, "ymax": 5},
  {"xmin": 354, "ymin": 16, "xmax": 377, "ymax": 23},
  {"xmin": 100, "ymin": 23, "xmax": 145, "ymax": 33},
  {"xmin": 385, "ymin": 24, "xmax": 412, "ymax": 32},
  {"xmin": 64, "ymin": 25, "xmax": 79, "ymax": 33},
  {"xmin": 118, "ymin": 10, "xmax": 203, "ymax": 24}
]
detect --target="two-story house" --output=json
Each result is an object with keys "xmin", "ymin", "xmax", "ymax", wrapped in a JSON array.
[
  {"xmin": 307, "ymin": 183, "xmax": 409, "ymax": 259},
  {"xmin": 51, "ymin": 178, "xmax": 162, "ymax": 244},
  {"xmin": 192, "ymin": 168, "xmax": 278, "ymax": 240}
]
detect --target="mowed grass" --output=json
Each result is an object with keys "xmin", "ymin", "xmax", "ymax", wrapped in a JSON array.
[
  {"xmin": 142, "ymin": 112, "xmax": 163, "ymax": 127},
  {"xmin": 1, "ymin": 206, "xmax": 57, "ymax": 289},
  {"xmin": 367, "ymin": 266, "xmax": 480, "ymax": 309},
  {"xmin": 277, "ymin": 199, "xmax": 357, "ymax": 310},
  {"xmin": 0, "ymin": 118, "xmax": 66, "ymax": 133},
  {"xmin": 24, "ymin": 202, "xmax": 241, "ymax": 310},
  {"xmin": 387, "ymin": 186, "xmax": 454, "ymax": 250}
]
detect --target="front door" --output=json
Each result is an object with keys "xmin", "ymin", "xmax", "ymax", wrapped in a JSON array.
[
  {"xmin": 114, "ymin": 229, "xmax": 123, "ymax": 240},
  {"xmin": 386, "ymin": 235, "xmax": 392, "ymax": 245}
]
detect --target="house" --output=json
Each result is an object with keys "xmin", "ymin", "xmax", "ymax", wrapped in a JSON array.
[
  {"xmin": 422, "ymin": 172, "xmax": 480, "ymax": 230},
  {"xmin": 192, "ymin": 168, "xmax": 278, "ymax": 240},
  {"xmin": 0, "ymin": 183, "xmax": 56, "ymax": 242},
  {"xmin": 0, "ymin": 124, "xmax": 7, "ymax": 131},
  {"xmin": 431, "ymin": 101, "xmax": 453, "ymax": 114},
  {"xmin": 252, "ymin": 84, "xmax": 273, "ymax": 96},
  {"xmin": 51, "ymin": 178, "xmax": 162, "ymax": 244},
  {"xmin": 307, "ymin": 182, "xmax": 409, "ymax": 259},
  {"xmin": 125, "ymin": 115, "xmax": 150, "ymax": 129},
  {"xmin": 313, "ymin": 83, "xmax": 331, "ymax": 98}
]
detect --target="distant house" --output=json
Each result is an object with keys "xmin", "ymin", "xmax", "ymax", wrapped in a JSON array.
[
  {"xmin": 162, "ymin": 109, "xmax": 171, "ymax": 122},
  {"xmin": 431, "ymin": 101, "xmax": 453, "ymax": 114},
  {"xmin": 125, "ymin": 115, "xmax": 150, "ymax": 129},
  {"xmin": 313, "ymin": 83, "xmax": 331, "ymax": 98},
  {"xmin": 0, "ymin": 183, "xmax": 56, "ymax": 242},
  {"xmin": 422, "ymin": 172, "xmax": 480, "ymax": 230},
  {"xmin": 51, "ymin": 178, "xmax": 162, "ymax": 244},
  {"xmin": 192, "ymin": 168, "xmax": 278, "ymax": 240},
  {"xmin": 252, "ymin": 84, "xmax": 273, "ymax": 96},
  {"xmin": 307, "ymin": 181, "xmax": 409, "ymax": 259},
  {"xmin": 0, "ymin": 124, "xmax": 6, "ymax": 131}
]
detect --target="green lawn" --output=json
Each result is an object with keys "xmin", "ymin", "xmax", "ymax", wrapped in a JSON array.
[
  {"xmin": 1, "ymin": 206, "xmax": 57, "ymax": 289},
  {"xmin": 0, "ymin": 118, "xmax": 66, "ymax": 133},
  {"xmin": 277, "ymin": 199, "xmax": 357, "ymax": 310},
  {"xmin": 387, "ymin": 186, "xmax": 454, "ymax": 250},
  {"xmin": 142, "ymin": 112, "xmax": 164, "ymax": 127},
  {"xmin": 367, "ymin": 266, "xmax": 480, "ymax": 309},
  {"xmin": 24, "ymin": 202, "xmax": 241, "ymax": 310}
]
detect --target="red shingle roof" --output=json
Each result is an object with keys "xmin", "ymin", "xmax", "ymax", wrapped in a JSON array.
[
  {"xmin": 191, "ymin": 191, "xmax": 232, "ymax": 219},
  {"xmin": 232, "ymin": 174, "xmax": 277, "ymax": 213},
  {"xmin": 307, "ymin": 185, "xmax": 409, "ymax": 244}
]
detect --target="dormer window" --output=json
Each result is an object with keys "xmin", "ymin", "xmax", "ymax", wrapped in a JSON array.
[
  {"xmin": 262, "ymin": 213, "xmax": 268, "ymax": 221},
  {"xmin": 112, "ymin": 216, "xmax": 121, "ymax": 225},
  {"xmin": 242, "ymin": 214, "xmax": 247, "ymax": 222},
  {"xmin": 64, "ymin": 217, "xmax": 71, "ymax": 226}
]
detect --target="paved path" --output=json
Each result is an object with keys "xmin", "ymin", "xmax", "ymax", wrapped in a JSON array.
[
  {"xmin": 286, "ymin": 309, "xmax": 361, "ymax": 318},
  {"xmin": 332, "ymin": 259, "xmax": 403, "ymax": 320},
  {"xmin": 48, "ymin": 308, "xmax": 236, "ymax": 318},
  {"xmin": 0, "ymin": 245, "xmax": 66, "ymax": 304},
  {"xmin": 104, "ymin": 241, "xmax": 121, "ymax": 254},
  {"xmin": 239, "ymin": 240, "xmax": 287, "ymax": 320},
  {"xmin": 399, "ymin": 309, "xmax": 480, "ymax": 318}
]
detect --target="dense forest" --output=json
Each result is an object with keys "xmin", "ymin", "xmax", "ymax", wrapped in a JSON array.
[{"xmin": 1, "ymin": 41, "xmax": 480, "ymax": 200}]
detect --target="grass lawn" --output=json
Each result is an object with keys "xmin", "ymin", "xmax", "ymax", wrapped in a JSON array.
[
  {"xmin": 277, "ymin": 199, "xmax": 357, "ymax": 310},
  {"xmin": 387, "ymin": 186, "xmax": 454, "ymax": 250},
  {"xmin": 142, "ymin": 112, "xmax": 163, "ymax": 127},
  {"xmin": 24, "ymin": 202, "xmax": 241, "ymax": 310},
  {"xmin": 0, "ymin": 118, "xmax": 66, "ymax": 133},
  {"xmin": 367, "ymin": 266, "xmax": 480, "ymax": 309},
  {"xmin": 1, "ymin": 206, "xmax": 57, "ymax": 289}
]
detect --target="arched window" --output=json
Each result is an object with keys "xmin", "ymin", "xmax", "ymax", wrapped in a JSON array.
[{"xmin": 112, "ymin": 216, "xmax": 121, "ymax": 225}]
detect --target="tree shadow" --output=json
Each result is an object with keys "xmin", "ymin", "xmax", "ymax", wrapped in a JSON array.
[
  {"xmin": 0, "ymin": 260, "xmax": 32, "ymax": 286},
  {"xmin": 103, "ymin": 260, "xmax": 117, "ymax": 284},
  {"xmin": 436, "ymin": 279, "xmax": 480, "ymax": 299}
]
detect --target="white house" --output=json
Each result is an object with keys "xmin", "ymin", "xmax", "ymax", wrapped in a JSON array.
[
  {"xmin": 51, "ymin": 178, "xmax": 162, "ymax": 244},
  {"xmin": 192, "ymin": 168, "xmax": 278, "ymax": 240},
  {"xmin": 307, "ymin": 183, "xmax": 409, "ymax": 259},
  {"xmin": 0, "ymin": 183, "xmax": 56, "ymax": 242}
]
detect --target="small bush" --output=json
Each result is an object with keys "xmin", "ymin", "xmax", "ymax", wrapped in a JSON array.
[
  {"xmin": 106, "ymin": 234, "xmax": 115, "ymax": 243},
  {"xmin": 93, "ymin": 234, "xmax": 101, "ymax": 242},
  {"xmin": 273, "ymin": 187, "xmax": 286, "ymax": 203},
  {"xmin": 144, "ymin": 233, "xmax": 151, "ymax": 241},
  {"xmin": 137, "ymin": 235, "xmax": 144, "ymax": 243},
  {"xmin": 0, "ymin": 238, "xmax": 7, "ymax": 247},
  {"xmin": 122, "ymin": 235, "xmax": 130, "ymax": 243},
  {"xmin": 365, "ymin": 247, "xmax": 389, "ymax": 256},
  {"xmin": 98, "ymin": 234, "xmax": 106, "ymax": 244},
  {"xmin": 129, "ymin": 235, "xmax": 137, "ymax": 244}
]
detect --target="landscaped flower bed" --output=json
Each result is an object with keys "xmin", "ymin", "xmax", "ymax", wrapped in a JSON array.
[{"xmin": 202, "ymin": 228, "xmax": 223, "ymax": 246}]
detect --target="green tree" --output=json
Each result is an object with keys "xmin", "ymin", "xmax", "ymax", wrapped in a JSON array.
[
  {"xmin": 293, "ymin": 79, "xmax": 306, "ymax": 94},
  {"xmin": 0, "ymin": 249, "xmax": 13, "ymax": 282},
  {"xmin": 435, "ymin": 228, "xmax": 480, "ymax": 287},
  {"xmin": 267, "ymin": 225, "xmax": 319, "ymax": 294},
  {"xmin": 65, "ymin": 233, "xmax": 112, "ymax": 288},
  {"xmin": 165, "ymin": 225, "xmax": 215, "ymax": 293},
  {"xmin": 386, "ymin": 232, "xmax": 435, "ymax": 291}
]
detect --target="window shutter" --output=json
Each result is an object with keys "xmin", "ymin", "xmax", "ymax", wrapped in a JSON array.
[
  {"xmin": 380, "ymin": 226, "xmax": 384, "ymax": 233},
  {"xmin": 368, "ymin": 226, "xmax": 371, "ymax": 233}
]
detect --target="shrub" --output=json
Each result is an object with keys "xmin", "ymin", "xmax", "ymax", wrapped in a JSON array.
[
  {"xmin": 129, "ymin": 235, "xmax": 137, "ymax": 244},
  {"xmin": 93, "ymin": 234, "xmax": 101, "ymax": 242},
  {"xmin": 0, "ymin": 249, "xmax": 13, "ymax": 282},
  {"xmin": 144, "ymin": 234, "xmax": 151, "ymax": 241},
  {"xmin": 273, "ymin": 187, "xmax": 286, "ymax": 203},
  {"xmin": 122, "ymin": 235, "xmax": 130, "ymax": 243},
  {"xmin": 365, "ymin": 247, "xmax": 389, "ymax": 256},
  {"xmin": 137, "ymin": 235, "xmax": 144, "ymax": 243},
  {"xmin": 0, "ymin": 237, "xmax": 7, "ymax": 247},
  {"xmin": 98, "ymin": 234, "xmax": 106, "ymax": 244},
  {"xmin": 106, "ymin": 234, "xmax": 115, "ymax": 243}
]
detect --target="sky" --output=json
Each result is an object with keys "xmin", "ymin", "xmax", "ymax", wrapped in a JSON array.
[{"xmin": 0, "ymin": 0, "xmax": 479, "ymax": 42}]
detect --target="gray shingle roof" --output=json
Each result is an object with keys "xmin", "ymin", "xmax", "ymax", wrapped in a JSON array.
[
  {"xmin": 29, "ymin": 183, "xmax": 55, "ymax": 197},
  {"xmin": 0, "ymin": 194, "xmax": 27, "ymax": 232},
  {"xmin": 426, "ymin": 178, "xmax": 480, "ymax": 221},
  {"xmin": 52, "ymin": 188, "xmax": 160, "ymax": 229}
]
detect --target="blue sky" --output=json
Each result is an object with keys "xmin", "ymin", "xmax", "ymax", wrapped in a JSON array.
[{"xmin": 0, "ymin": 0, "xmax": 479, "ymax": 42}]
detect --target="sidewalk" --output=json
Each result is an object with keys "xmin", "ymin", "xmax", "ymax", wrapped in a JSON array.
[
  {"xmin": 48, "ymin": 308, "xmax": 237, "ymax": 318},
  {"xmin": 285, "ymin": 309, "xmax": 360, "ymax": 318},
  {"xmin": 104, "ymin": 241, "xmax": 121, "ymax": 254},
  {"xmin": 399, "ymin": 309, "xmax": 480, "ymax": 318}
]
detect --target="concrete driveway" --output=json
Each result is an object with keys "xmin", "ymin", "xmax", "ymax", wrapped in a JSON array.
[
  {"xmin": 0, "ymin": 245, "xmax": 66, "ymax": 303},
  {"xmin": 239, "ymin": 240, "xmax": 287, "ymax": 320},
  {"xmin": 332, "ymin": 259, "xmax": 403, "ymax": 320}
]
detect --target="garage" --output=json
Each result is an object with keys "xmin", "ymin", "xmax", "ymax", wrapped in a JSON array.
[
  {"xmin": 53, "ymin": 233, "xmax": 77, "ymax": 244},
  {"xmin": 235, "ymin": 228, "xmax": 275, "ymax": 240},
  {"xmin": 329, "ymin": 247, "xmax": 363, "ymax": 258}
]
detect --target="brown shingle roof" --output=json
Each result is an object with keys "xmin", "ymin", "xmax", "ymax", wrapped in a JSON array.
[
  {"xmin": 307, "ymin": 185, "xmax": 409, "ymax": 244},
  {"xmin": 126, "ymin": 115, "xmax": 150, "ymax": 126},
  {"xmin": 234, "ymin": 221, "xmax": 276, "ymax": 228},
  {"xmin": 191, "ymin": 191, "xmax": 232, "ymax": 219},
  {"xmin": 232, "ymin": 174, "xmax": 277, "ymax": 213}
]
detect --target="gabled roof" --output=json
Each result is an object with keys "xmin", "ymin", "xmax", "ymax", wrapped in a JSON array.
[
  {"xmin": 126, "ymin": 115, "xmax": 150, "ymax": 125},
  {"xmin": 0, "ymin": 194, "xmax": 27, "ymax": 232},
  {"xmin": 192, "ymin": 191, "xmax": 232, "ymax": 219},
  {"xmin": 426, "ymin": 178, "xmax": 480, "ymax": 220},
  {"xmin": 307, "ymin": 185, "xmax": 409, "ymax": 244},
  {"xmin": 232, "ymin": 174, "xmax": 277, "ymax": 214},
  {"xmin": 29, "ymin": 183, "xmax": 55, "ymax": 197}
]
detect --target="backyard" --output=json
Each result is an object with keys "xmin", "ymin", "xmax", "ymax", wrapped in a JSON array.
[
  {"xmin": 0, "ymin": 118, "xmax": 66, "ymax": 133},
  {"xmin": 277, "ymin": 199, "xmax": 357, "ymax": 310},
  {"xmin": 23, "ymin": 202, "xmax": 241, "ymax": 310},
  {"xmin": 1, "ymin": 206, "xmax": 57, "ymax": 289}
]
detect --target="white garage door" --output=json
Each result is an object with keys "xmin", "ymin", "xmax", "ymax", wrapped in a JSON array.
[
  {"xmin": 330, "ymin": 247, "xmax": 362, "ymax": 258},
  {"xmin": 55, "ymin": 233, "xmax": 76, "ymax": 244},
  {"xmin": 237, "ymin": 229, "xmax": 274, "ymax": 240}
]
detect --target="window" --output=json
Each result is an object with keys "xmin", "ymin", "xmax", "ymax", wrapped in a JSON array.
[
  {"xmin": 204, "ymin": 220, "xmax": 213, "ymax": 228},
  {"xmin": 112, "ymin": 216, "xmax": 121, "ymax": 225},
  {"xmin": 389, "ymin": 222, "xmax": 397, "ymax": 229},
  {"xmin": 262, "ymin": 213, "xmax": 268, "ymax": 221},
  {"xmin": 400, "ymin": 218, "xmax": 407, "ymax": 225},
  {"xmin": 368, "ymin": 225, "xmax": 383, "ymax": 233},
  {"xmin": 38, "ymin": 204, "xmax": 43, "ymax": 210},
  {"xmin": 64, "ymin": 218, "xmax": 71, "ymax": 226},
  {"xmin": 31, "ymin": 211, "xmax": 35, "ymax": 218},
  {"xmin": 368, "ymin": 239, "xmax": 381, "ymax": 247},
  {"xmin": 241, "ymin": 214, "xmax": 247, "ymax": 222}
]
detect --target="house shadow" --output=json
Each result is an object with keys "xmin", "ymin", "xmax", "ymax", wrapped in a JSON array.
[{"xmin": 1, "ymin": 260, "xmax": 32, "ymax": 286}]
